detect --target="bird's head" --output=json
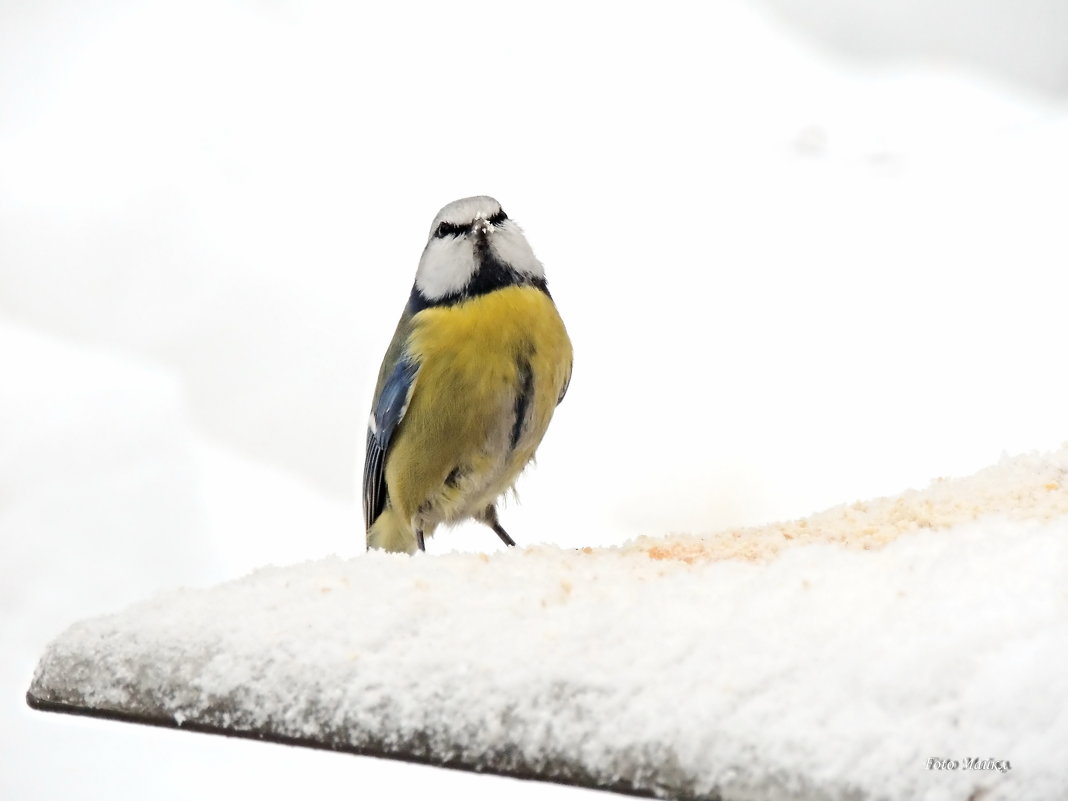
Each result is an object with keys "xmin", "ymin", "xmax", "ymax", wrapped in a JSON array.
[{"xmin": 414, "ymin": 196, "xmax": 546, "ymax": 304}]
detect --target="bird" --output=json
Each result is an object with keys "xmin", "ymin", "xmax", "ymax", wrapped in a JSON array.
[{"xmin": 363, "ymin": 196, "xmax": 573, "ymax": 554}]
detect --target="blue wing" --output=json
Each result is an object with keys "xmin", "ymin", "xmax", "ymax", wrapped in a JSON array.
[{"xmin": 363, "ymin": 355, "xmax": 419, "ymax": 528}]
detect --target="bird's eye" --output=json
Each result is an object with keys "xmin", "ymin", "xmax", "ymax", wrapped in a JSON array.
[
  {"xmin": 487, "ymin": 209, "xmax": 508, "ymax": 226},
  {"xmin": 435, "ymin": 222, "xmax": 464, "ymax": 238}
]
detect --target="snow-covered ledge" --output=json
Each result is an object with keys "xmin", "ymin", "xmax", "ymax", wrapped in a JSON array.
[{"xmin": 28, "ymin": 448, "xmax": 1068, "ymax": 801}]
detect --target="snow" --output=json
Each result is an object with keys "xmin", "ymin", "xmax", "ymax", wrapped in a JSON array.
[
  {"xmin": 630, "ymin": 446, "xmax": 1068, "ymax": 563},
  {"xmin": 0, "ymin": 321, "xmax": 387, "ymax": 801},
  {"xmin": 3, "ymin": 0, "xmax": 1066, "ymax": 532},
  {"xmin": 3, "ymin": 1, "xmax": 1068, "ymax": 799},
  {"xmin": 29, "ymin": 446, "xmax": 1068, "ymax": 801},
  {"xmin": 761, "ymin": 0, "xmax": 1068, "ymax": 93},
  {"xmin": 0, "ymin": 322, "xmax": 207, "ymax": 640}
]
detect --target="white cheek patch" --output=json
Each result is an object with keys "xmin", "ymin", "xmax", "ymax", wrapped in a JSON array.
[
  {"xmin": 489, "ymin": 223, "xmax": 545, "ymax": 280},
  {"xmin": 415, "ymin": 237, "xmax": 478, "ymax": 299}
]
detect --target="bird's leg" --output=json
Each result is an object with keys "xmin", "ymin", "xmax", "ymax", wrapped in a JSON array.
[
  {"xmin": 480, "ymin": 504, "xmax": 516, "ymax": 547},
  {"xmin": 415, "ymin": 528, "xmax": 426, "ymax": 552},
  {"xmin": 491, "ymin": 521, "xmax": 516, "ymax": 547}
]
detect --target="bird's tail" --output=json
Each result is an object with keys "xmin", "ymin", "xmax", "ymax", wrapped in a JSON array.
[{"xmin": 366, "ymin": 507, "xmax": 419, "ymax": 554}]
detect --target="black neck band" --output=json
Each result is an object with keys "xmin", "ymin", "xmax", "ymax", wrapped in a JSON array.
[{"xmin": 408, "ymin": 246, "xmax": 550, "ymax": 313}]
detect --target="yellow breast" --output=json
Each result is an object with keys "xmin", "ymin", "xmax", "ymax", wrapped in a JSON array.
[{"xmin": 385, "ymin": 285, "xmax": 572, "ymax": 529}]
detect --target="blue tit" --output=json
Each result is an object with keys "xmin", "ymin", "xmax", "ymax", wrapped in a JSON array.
[{"xmin": 363, "ymin": 196, "xmax": 572, "ymax": 554}]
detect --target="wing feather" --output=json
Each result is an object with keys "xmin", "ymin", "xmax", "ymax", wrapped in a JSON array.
[
  {"xmin": 362, "ymin": 354, "xmax": 419, "ymax": 528},
  {"xmin": 557, "ymin": 357, "xmax": 572, "ymax": 406}
]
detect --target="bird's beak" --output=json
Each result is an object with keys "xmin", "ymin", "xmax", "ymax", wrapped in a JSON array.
[{"xmin": 472, "ymin": 217, "xmax": 493, "ymax": 237}]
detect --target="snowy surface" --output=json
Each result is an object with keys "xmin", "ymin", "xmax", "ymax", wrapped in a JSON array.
[
  {"xmin": 4, "ymin": 1, "xmax": 1068, "ymax": 800},
  {"xmin": 761, "ymin": 0, "xmax": 1068, "ymax": 93},
  {"xmin": 3, "ymin": 0, "xmax": 1068, "ymax": 537},
  {"xmin": 30, "ymin": 447, "xmax": 1068, "ymax": 801}
]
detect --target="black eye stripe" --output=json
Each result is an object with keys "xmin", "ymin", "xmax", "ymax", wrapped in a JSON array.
[
  {"xmin": 434, "ymin": 221, "xmax": 466, "ymax": 238},
  {"xmin": 433, "ymin": 209, "xmax": 508, "ymax": 239}
]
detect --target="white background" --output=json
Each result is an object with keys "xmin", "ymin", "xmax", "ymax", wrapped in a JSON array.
[{"xmin": 2, "ymin": 1, "xmax": 1066, "ymax": 798}]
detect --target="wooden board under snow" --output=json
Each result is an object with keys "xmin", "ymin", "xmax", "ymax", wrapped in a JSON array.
[{"xmin": 28, "ymin": 448, "xmax": 1068, "ymax": 801}]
